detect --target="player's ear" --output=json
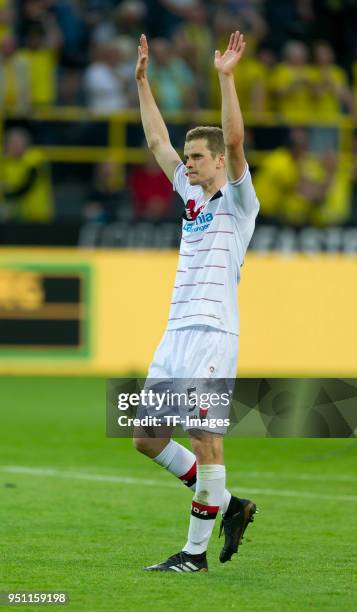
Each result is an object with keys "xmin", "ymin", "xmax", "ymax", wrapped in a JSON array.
[{"xmin": 218, "ymin": 153, "xmax": 225, "ymax": 168}]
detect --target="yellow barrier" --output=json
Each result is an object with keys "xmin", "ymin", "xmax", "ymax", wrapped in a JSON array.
[
  {"xmin": 1, "ymin": 108, "xmax": 355, "ymax": 166},
  {"xmin": 0, "ymin": 248, "xmax": 356, "ymax": 376}
]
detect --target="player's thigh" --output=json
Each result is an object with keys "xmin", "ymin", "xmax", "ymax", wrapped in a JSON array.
[{"xmin": 180, "ymin": 326, "xmax": 238, "ymax": 379}]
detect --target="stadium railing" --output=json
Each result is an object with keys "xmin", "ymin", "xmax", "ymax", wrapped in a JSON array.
[{"xmin": 0, "ymin": 108, "xmax": 355, "ymax": 188}]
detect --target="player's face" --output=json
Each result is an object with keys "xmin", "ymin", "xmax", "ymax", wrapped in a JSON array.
[{"xmin": 183, "ymin": 139, "xmax": 224, "ymax": 186}]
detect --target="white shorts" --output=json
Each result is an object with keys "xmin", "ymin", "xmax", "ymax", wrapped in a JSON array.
[
  {"xmin": 140, "ymin": 325, "xmax": 239, "ymax": 434},
  {"xmin": 148, "ymin": 325, "xmax": 238, "ymax": 380}
]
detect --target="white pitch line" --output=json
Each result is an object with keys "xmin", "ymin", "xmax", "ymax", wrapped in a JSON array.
[
  {"xmin": 233, "ymin": 471, "xmax": 357, "ymax": 483},
  {"xmin": 1, "ymin": 465, "xmax": 357, "ymax": 503},
  {"xmin": 5, "ymin": 465, "xmax": 355, "ymax": 486},
  {"xmin": 0, "ymin": 466, "xmax": 177, "ymax": 488},
  {"xmin": 233, "ymin": 487, "xmax": 357, "ymax": 502}
]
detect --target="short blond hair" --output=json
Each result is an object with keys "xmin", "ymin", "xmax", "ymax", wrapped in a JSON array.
[{"xmin": 185, "ymin": 126, "xmax": 224, "ymax": 157}]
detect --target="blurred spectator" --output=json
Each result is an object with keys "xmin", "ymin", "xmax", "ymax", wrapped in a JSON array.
[
  {"xmin": 212, "ymin": 5, "xmax": 266, "ymax": 57},
  {"xmin": 53, "ymin": 0, "xmax": 90, "ymax": 68},
  {"xmin": 172, "ymin": 2, "xmax": 212, "ymax": 104},
  {"xmin": 159, "ymin": 0, "xmax": 201, "ymax": 17},
  {"xmin": 254, "ymin": 46, "xmax": 277, "ymax": 113},
  {"xmin": 171, "ymin": 27, "xmax": 197, "ymax": 73},
  {"xmin": 309, "ymin": 40, "xmax": 354, "ymax": 152},
  {"xmin": 114, "ymin": 1, "xmax": 147, "ymax": 39},
  {"xmin": 310, "ymin": 41, "xmax": 354, "ymax": 119},
  {"xmin": 114, "ymin": 36, "xmax": 138, "ymax": 107},
  {"xmin": 17, "ymin": 20, "xmax": 60, "ymax": 106},
  {"xmin": 129, "ymin": 149, "xmax": 174, "ymax": 219},
  {"xmin": 212, "ymin": 10, "xmax": 240, "ymax": 53},
  {"xmin": 81, "ymin": 1, "xmax": 113, "ymax": 47},
  {"xmin": 354, "ymin": 48, "xmax": 357, "ymax": 114},
  {"xmin": 0, "ymin": 34, "xmax": 31, "ymax": 112},
  {"xmin": 1, "ymin": 128, "xmax": 54, "ymax": 222},
  {"xmin": 219, "ymin": 0, "xmax": 265, "ymax": 15},
  {"xmin": 16, "ymin": 0, "xmax": 62, "ymax": 48},
  {"xmin": 57, "ymin": 67, "xmax": 83, "ymax": 106},
  {"xmin": 82, "ymin": 161, "xmax": 125, "ymax": 223},
  {"xmin": 210, "ymin": 7, "xmax": 269, "ymax": 112},
  {"xmin": 254, "ymin": 127, "xmax": 352, "ymax": 226},
  {"xmin": 147, "ymin": 37, "xmax": 197, "ymax": 111},
  {"xmin": 270, "ymin": 41, "xmax": 315, "ymax": 120},
  {"xmin": 308, "ymin": 0, "xmax": 357, "ymax": 77},
  {"xmin": 87, "ymin": 0, "xmax": 147, "ymax": 46},
  {"xmin": 263, "ymin": 1, "xmax": 309, "ymax": 53},
  {"xmin": 0, "ymin": 0, "xmax": 13, "ymax": 42},
  {"xmin": 221, "ymin": 0, "xmax": 267, "ymax": 49},
  {"xmin": 85, "ymin": 0, "xmax": 118, "ymax": 10},
  {"xmin": 154, "ymin": 0, "xmax": 202, "ymax": 36},
  {"xmin": 83, "ymin": 41, "xmax": 131, "ymax": 111}
]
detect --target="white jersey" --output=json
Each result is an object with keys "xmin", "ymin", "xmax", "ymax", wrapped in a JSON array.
[{"xmin": 167, "ymin": 162, "xmax": 259, "ymax": 335}]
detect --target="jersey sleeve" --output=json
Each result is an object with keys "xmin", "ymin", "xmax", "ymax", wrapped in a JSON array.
[
  {"xmin": 173, "ymin": 161, "xmax": 189, "ymax": 201},
  {"xmin": 226, "ymin": 163, "xmax": 260, "ymax": 218}
]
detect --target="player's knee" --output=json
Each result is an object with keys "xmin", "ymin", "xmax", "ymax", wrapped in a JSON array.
[
  {"xmin": 133, "ymin": 436, "xmax": 152, "ymax": 455},
  {"xmin": 195, "ymin": 447, "xmax": 222, "ymax": 464},
  {"xmin": 190, "ymin": 434, "xmax": 223, "ymax": 464}
]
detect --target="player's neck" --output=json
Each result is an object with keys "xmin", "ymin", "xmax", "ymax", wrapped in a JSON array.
[{"xmin": 201, "ymin": 175, "xmax": 226, "ymax": 201}]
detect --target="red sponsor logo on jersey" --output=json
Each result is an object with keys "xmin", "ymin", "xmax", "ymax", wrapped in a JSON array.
[{"xmin": 185, "ymin": 199, "xmax": 204, "ymax": 221}]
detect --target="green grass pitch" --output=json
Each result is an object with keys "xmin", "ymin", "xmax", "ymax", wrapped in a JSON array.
[{"xmin": 1, "ymin": 377, "xmax": 356, "ymax": 611}]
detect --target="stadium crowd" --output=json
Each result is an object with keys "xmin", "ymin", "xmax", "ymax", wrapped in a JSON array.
[{"xmin": 1, "ymin": 0, "xmax": 357, "ymax": 229}]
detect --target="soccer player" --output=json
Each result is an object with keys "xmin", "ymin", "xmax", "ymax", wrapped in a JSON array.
[{"xmin": 134, "ymin": 31, "xmax": 259, "ymax": 573}]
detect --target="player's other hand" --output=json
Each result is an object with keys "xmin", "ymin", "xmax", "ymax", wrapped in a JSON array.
[
  {"xmin": 136, "ymin": 33, "xmax": 149, "ymax": 80},
  {"xmin": 214, "ymin": 31, "xmax": 246, "ymax": 76}
]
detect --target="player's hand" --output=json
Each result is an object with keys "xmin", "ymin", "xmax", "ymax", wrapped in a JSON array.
[
  {"xmin": 135, "ymin": 33, "xmax": 149, "ymax": 80},
  {"xmin": 214, "ymin": 31, "xmax": 246, "ymax": 76}
]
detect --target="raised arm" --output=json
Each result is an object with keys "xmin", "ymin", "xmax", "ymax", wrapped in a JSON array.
[
  {"xmin": 135, "ymin": 34, "xmax": 181, "ymax": 182},
  {"xmin": 214, "ymin": 31, "xmax": 247, "ymax": 182}
]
